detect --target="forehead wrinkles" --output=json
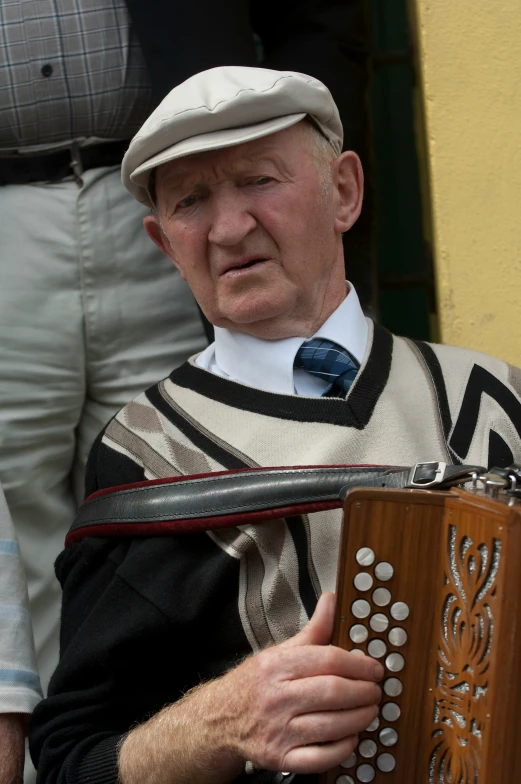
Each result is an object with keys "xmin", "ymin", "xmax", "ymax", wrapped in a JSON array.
[
  {"xmin": 156, "ymin": 132, "xmax": 308, "ymax": 200},
  {"xmin": 159, "ymin": 154, "xmax": 286, "ymax": 194}
]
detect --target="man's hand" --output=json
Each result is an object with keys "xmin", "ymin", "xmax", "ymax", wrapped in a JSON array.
[
  {"xmin": 0, "ymin": 714, "xmax": 25, "ymax": 784},
  {"xmin": 211, "ymin": 591, "xmax": 382, "ymax": 775},
  {"xmin": 119, "ymin": 593, "xmax": 382, "ymax": 784}
]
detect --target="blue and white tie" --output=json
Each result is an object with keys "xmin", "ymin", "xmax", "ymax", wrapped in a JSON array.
[{"xmin": 295, "ymin": 338, "xmax": 360, "ymax": 397}]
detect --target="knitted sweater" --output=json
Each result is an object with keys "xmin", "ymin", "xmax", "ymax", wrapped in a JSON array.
[{"xmin": 30, "ymin": 322, "xmax": 521, "ymax": 784}]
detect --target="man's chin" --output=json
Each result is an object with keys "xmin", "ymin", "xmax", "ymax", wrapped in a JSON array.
[
  {"xmin": 213, "ymin": 289, "xmax": 292, "ymax": 325},
  {"xmin": 215, "ymin": 307, "xmax": 306, "ymax": 340}
]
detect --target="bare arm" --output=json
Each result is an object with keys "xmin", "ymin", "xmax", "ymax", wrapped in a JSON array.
[
  {"xmin": 0, "ymin": 714, "xmax": 25, "ymax": 784},
  {"xmin": 119, "ymin": 593, "xmax": 383, "ymax": 784}
]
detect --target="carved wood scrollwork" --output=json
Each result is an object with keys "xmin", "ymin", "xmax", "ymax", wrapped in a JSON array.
[{"xmin": 428, "ymin": 525, "xmax": 501, "ymax": 784}]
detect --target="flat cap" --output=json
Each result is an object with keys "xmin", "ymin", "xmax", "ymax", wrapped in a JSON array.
[{"xmin": 121, "ymin": 65, "xmax": 343, "ymax": 206}]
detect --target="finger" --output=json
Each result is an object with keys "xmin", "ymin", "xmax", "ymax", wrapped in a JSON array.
[
  {"xmin": 289, "ymin": 704, "xmax": 380, "ymax": 747},
  {"xmin": 283, "ymin": 592, "xmax": 336, "ymax": 649},
  {"xmin": 267, "ymin": 644, "xmax": 383, "ymax": 682},
  {"xmin": 282, "ymin": 734, "xmax": 360, "ymax": 775},
  {"xmin": 285, "ymin": 675, "xmax": 381, "ymax": 714}
]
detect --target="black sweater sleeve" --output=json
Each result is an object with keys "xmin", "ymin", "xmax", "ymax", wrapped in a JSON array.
[
  {"xmin": 29, "ymin": 537, "xmax": 173, "ymax": 784},
  {"xmin": 28, "ymin": 495, "xmax": 261, "ymax": 784},
  {"xmin": 29, "ymin": 530, "xmax": 285, "ymax": 784}
]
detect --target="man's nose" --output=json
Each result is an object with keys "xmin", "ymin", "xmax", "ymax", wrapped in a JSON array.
[{"xmin": 208, "ymin": 192, "xmax": 257, "ymax": 246}]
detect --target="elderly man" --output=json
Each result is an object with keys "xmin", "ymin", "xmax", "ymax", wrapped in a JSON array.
[{"xmin": 30, "ymin": 67, "xmax": 521, "ymax": 784}]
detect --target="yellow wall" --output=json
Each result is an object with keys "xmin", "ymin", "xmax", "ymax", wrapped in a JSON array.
[{"xmin": 411, "ymin": 0, "xmax": 521, "ymax": 366}]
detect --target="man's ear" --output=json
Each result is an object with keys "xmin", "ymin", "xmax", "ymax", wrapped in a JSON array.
[
  {"xmin": 143, "ymin": 215, "xmax": 185, "ymax": 277},
  {"xmin": 332, "ymin": 151, "xmax": 364, "ymax": 234}
]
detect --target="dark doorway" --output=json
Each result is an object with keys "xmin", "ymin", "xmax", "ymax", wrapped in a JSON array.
[{"xmin": 369, "ymin": 0, "xmax": 434, "ymax": 340}]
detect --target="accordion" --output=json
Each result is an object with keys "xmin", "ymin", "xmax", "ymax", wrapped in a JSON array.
[
  {"xmin": 322, "ymin": 466, "xmax": 521, "ymax": 784},
  {"xmin": 70, "ymin": 460, "xmax": 521, "ymax": 783}
]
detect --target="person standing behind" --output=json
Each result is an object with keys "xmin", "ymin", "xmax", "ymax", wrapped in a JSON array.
[
  {"xmin": 0, "ymin": 0, "xmax": 207, "ymax": 726},
  {"xmin": 0, "ymin": 1, "xmax": 369, "ymax": 780}
]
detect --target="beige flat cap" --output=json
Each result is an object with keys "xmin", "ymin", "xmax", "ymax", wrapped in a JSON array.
[{"xmin": 121, "ymin": 65, "xmax": 343, "ymax": 206}]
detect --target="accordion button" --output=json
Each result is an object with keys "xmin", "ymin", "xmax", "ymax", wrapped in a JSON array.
[
  {"xmin": 374, "ymin": 562, "xmax": 394, "ymax": 581},
  {"xmin": 385, "ymin": 652, "xmax": 405, "ymax": 672},
  {"xmin": 359, "ymin": 739, "xmax": 377, "ymax": 758},
  {"xmin": 390, "ymin": 602, "xmax": 409, "ymax": 621},
  {"xmin": 356, "ymin": 547, "xmax": 375, "ymax": 566},
  {"xmin": 365, "ymin": 716, "xmax": 380, "ymax": 732},
  {"xmin": 354, "ymin": 572, "xmax": 373, "ymax": 591},
  {"xmin": 383, "ymin": 677, "xmax": 403, "ymax": 697},
  {"xmin": 379, "ymin": 727, "xmax": 398, "ymax": 747},
  {"xmin": 340, "ymin": 752, "xmax": 357, "ymax": 769},
  {"xmin": 356, "ymin": 763, "xmax": 375, "ymax": 782},
  {"xmin": 367, "ymin": 639, "xmax": 386, "ymax": 659},
  {"xmin": 336, "ymin": 777, "xmax": 354, "ymax": 784},
  {"xmin": 370, "ymin": 613, "xmax": 389, "ymax": 633},
  {"xmin": 372, "ymin": 588, "xmax": 391, "ymax": 607},
  {"xmin": 388, "ymin": 627, "xmax": 407, "ymax": 647},
  {"xmin": 349, "ymin": 624, "xmax": 369, "ymax": 643},
  {"xmin": 376, "ymin": 753, "xmax": 396, "ymax": 772},
  {"xmin": 381, "ymin": 702, "xmax": 401, "ymax": 722},
  {"xmin": 352, "ymin": 599, "xmax": 371, "ymax": 618}
]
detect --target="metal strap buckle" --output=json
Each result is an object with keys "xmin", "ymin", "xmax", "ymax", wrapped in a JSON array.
[{"xmin": 407, "ymin": 461, "xmax": 448, "ymax": 488}]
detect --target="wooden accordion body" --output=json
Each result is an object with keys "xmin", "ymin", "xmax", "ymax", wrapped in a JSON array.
[{"xmin": 323, "ymin": 482, "xmax": 521, "ymax": 784}]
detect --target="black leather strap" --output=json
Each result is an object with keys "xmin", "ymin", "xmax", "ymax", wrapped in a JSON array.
[
  {"xmin": 0, "ymin": 139, "xmax": 130, "ymax": 185},
  {"xmin": 66, "ymin": 462, "xmax": 485, "ymax": 546}
]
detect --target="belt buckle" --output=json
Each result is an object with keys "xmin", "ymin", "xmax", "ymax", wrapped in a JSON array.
[
  {"xmin": 407, "ymin": 461, "xmax": 447, "ymax": 488},
  {"xmin": 69, "ymin": 141, "xmax": 84, "ymax": 183}
]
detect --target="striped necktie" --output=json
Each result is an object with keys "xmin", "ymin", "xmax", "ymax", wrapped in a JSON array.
[{"xmin": 294, "ymin": 338, "xmax": 360, "ymax": 397}]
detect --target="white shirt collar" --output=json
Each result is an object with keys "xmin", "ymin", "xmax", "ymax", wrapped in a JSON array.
[{"xmin": 195, "ymin": 283, "xmax": 368, "ymax": 395}]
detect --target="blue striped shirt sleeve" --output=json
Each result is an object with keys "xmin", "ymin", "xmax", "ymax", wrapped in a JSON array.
[{"xmin": 0, "ymin": 488, "xmax": 42, "ymax": 712}]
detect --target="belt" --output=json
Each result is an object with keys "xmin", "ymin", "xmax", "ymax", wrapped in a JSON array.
[{"xmin": 0, "ymin": 138, "xmax": 131, "ymax": 185}]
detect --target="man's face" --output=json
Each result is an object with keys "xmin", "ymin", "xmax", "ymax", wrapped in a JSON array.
[{"xmin": 144, "ymin": 123, "xmax": 362, "ymax": 339}]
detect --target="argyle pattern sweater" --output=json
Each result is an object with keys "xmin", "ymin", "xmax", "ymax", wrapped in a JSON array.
[{"xmin": 30, "ymin": 322, "xmax": 521, "ymax": 784}]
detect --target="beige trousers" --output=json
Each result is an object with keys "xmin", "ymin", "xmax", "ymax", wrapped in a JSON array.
[{"xmin": 0, "ymin": 166, "xmax": 207, "ymax": 781}]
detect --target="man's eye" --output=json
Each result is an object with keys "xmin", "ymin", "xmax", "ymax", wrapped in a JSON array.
[
  {"xmin": 255, "ymin": 176, "xmax": 272, "ymax": 185},
  {"xmin": 178, "ymin": 195, "xmax": 198, "ymax": 208}
]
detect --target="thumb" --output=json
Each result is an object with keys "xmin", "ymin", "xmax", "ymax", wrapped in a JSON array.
[{"xmin": 284, "ymin": 592, "xmax": 336, "ymax": 648}]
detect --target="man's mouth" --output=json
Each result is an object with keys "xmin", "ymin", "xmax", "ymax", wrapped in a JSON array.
[{"xmin": 221, "ymin": 256, "xmax": 271, "ymax": 275}]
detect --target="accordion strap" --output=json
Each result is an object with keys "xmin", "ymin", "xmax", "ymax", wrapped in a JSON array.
[{"xmin": 66, "ymin": 461, "xmax": 484, "ymax": 546}]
